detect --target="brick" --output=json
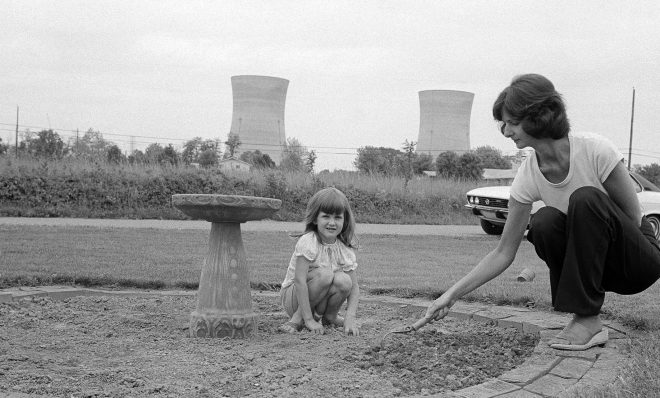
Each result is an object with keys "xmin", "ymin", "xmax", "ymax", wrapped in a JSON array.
[
  {"xmin": 550, "ymin": 357, "xmax": 593, "ymax": 379},
  {"xmin": 497, "ymin": 390, "xmax": 544, "ymax": 397},
  {"xmin": 455, "ymin": 378, "xmax": 520, "ymax": 398},
  {"xmin": 472, "ymin": 309, "xmax": 516, "ymax": 323},
  {"xmin": 499, "ymin": 354, "xmax": 560, "ymax": 384},
  {"xmin": 45, "ymin": 288, "xmax": 84, "ymax": 300},
  {"xmin": 497, "ymin": 317, "xmax": 524, "ymax": 331},
  {"xmin": 525, "ymin": 374, "xmax": 578, "ymax": 396},
  {"xmin": 13, "ymin": 290, "xmax": 48, "ymax": 299},
  {"xmin": 579, "ymin": 366, "xmax": 619, "ymax": 386},
  {"xmin": 524, "ymin": 317, "xmax": 567, "ymax": 330}
]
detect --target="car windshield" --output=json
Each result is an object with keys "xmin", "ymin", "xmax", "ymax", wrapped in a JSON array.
[{"xmin": 631, "ymin": 172, "xmax": 660, "ymax": 192}]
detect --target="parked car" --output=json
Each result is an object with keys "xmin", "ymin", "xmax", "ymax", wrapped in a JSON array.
[{"xmin": 465, "ymin": 172, "xmax": 660, "ymax": 239}]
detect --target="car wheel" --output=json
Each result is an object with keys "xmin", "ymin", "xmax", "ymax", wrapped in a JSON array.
[
  {"xmin": 647, "ymin": 215, "xmax": 660, "ymax": 240},
  {"xmin": 480, "ymin": 219, "xmax": 504, "ymax": 235}
]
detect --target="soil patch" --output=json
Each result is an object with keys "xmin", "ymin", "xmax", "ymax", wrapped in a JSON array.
[{"xmin": 0, "ymin": 293, "xmax": 539, "ymax": 397}]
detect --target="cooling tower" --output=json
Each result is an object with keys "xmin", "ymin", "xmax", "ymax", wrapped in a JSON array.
[
  {"xmin": 229, "ymin": 75, "xmax": 289, "ymax": 162},
  {"xmin": 416, "ymin": 90, "xmax": 474, "ymax": 156}
]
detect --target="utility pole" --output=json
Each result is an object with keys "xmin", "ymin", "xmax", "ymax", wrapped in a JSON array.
[
  {"xmin": 627, "ymin": 87, "xmax": 635, "ymax": 171},
  {"xmin": 15, "ymin": 106, "xmax": 19, "ymax": 157}
]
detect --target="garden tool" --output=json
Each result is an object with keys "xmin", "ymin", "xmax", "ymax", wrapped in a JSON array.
[{"xmin": 379, "ymin": 316, "xmax": 432, "ymax": 349}]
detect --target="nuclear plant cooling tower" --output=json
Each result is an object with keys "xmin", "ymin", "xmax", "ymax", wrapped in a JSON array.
[
  {"xmin": 229, "ymin": 75, "xmax": 289, "ymax": 163},
  {"xmin": 416, "ymin": 90, "xmax": 474, "ymax": 156}
]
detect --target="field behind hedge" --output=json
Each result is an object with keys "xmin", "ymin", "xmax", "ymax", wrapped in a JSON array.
[{"xmin": 0, "ymin": 157, "xmax": 488, "ymax": 224}]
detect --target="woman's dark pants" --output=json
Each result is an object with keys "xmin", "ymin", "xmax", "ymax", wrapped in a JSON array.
[{"xmin": 526, "ymin": 186, "xmax": 660, "ymax": 315}]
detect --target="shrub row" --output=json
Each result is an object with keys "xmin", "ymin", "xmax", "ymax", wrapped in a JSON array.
[{"xmin": 0, "ymin": 158, "xmax": 477, "ymax": 224}]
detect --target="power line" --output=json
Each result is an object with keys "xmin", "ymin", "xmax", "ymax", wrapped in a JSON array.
[{"xmin": 4, "ymin": 119, "xmax": 660, "ymax": 162}]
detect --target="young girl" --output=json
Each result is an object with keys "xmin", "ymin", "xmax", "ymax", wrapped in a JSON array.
[{"xmin": 278, "ymin": 187, "xmax": 361, "ymax": 336}]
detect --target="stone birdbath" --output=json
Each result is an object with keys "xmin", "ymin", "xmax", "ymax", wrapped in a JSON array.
[{"xmin": 172, "ymin": 194, "xmax": 282, "ymax": 338}]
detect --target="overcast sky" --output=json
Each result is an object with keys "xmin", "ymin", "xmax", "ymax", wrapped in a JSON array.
[{"xmin": 2, "ymin": 0, "xmax": 659, "ymax": 171}]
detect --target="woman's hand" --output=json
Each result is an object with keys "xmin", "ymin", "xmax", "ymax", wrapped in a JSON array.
[
  {"xmin": 425, "ymin": 294, "xmax": 456, "ymax": 321},
  {"xmin": 343, "ymin": 317, "xmax": 360, "ymax": 336},
  {"xmin": 304, "ymin": 318, "xmax": 324, "ymax": 335}
]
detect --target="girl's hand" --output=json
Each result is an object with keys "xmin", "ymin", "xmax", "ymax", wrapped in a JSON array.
[
  {"xmin": 425, "ymin": 294, "xmax": 455, "ymax": 321},
  {"xmin": 343, "ymin": 318, "xmax": 360, "ymax": 336},
  {"xmin": 304, "ymin": 319, "xmax": 324, "ymax": 335}
]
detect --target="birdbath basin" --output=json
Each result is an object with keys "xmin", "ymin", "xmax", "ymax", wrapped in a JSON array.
[{"xmin": 172, "ymin": 194, "xmax": 282, "ymax": 338}]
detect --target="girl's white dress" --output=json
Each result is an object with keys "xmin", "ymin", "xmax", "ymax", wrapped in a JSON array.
[{"xmin": 280, "ymin": 231, "xmax": 357, "ymax": 289}]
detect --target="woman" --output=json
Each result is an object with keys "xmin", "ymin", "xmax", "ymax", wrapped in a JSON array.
[{"xmin": 426, "ymin": 74, "xmax": 660, "ymax": 350}]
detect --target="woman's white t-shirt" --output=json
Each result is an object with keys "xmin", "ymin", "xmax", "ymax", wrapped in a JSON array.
[{"xmin": 510, "ymin": 132, "xmax": 623, "ymax": 214}]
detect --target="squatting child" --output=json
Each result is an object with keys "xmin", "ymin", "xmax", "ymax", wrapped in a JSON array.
[{"xmin": 278, "ymin": 187, "xmax": 360, "ymax": 336}]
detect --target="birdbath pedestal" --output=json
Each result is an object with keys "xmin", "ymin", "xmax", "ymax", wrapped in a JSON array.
[{"xmin": 172, "ymin": 194, "xmax": 281, "ymax": 338}]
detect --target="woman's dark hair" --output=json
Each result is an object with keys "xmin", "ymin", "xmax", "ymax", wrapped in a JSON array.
[{"xmin": 492, "ymin": 74, "xmax": 570, "ymax": 139}]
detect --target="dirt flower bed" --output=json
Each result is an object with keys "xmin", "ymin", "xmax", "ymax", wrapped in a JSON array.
[{"xmin": 0, "ymin": 293, "xmax": 539, "ymax": 397}]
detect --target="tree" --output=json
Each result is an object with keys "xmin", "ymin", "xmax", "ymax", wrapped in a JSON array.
[
  {"xmin": 435, "ymin": 151, "xmax": 461, "ymax": 178},
  {"xmin": 181, "ymin": 137, "xmax": 203, "ymax": 165},
  {"xmin": 413, "ymin": 153, "xmax": 434, "ymax": 174},
  {"xmin": 106, "ymin": 145, "xmax": 123, "ymax": 164},
  {"xmin": 306, "ymin": 149, "xmax": 317, "ymax": 174},
  {"xmin": 224, "ymin": 133, "xmax": 241, "ymax": 158},
  {"xmin": 182, "ymin": 137, "xmax": 220, "ymax": 165},
  {"xmin": 280, "ymin": 137, "xmax": 309, "ymax": 172},
  {"xmin": 458, "ymin": 152, "xmax": 483, "ymax": 180},
  {"xmin": 145, "ymin": 143, "xmax": 165, "ymax": 164},
  {"xmin": 72, "ymin": 129, "xmax": 110, "ymax": 159},
  {"xmin": 0, "ymin": 137, "xmax": 7, "ymax": 155},
  {"xmin": 198, "ymin": 149, "xmax": 218, "ymax": 168},
  {"xmin": 402, "ymin": 140, "xmax": 416, "ymax": 187},
  {"xmin": 635, "ymin": 163, "xmax": 660, "ymax": 186},
  {"xmin": 354, "ymin": 146, "xmax": 405, "ymax": 176},
  {"xmin": 25, "ymin": 129, "xmax": 67, "ymax": 159},
  {"xmin": 240, "ymin": 150, "xmax": 276, "ymax": 169},
  {"xmin": 128, "ymin": 149, "xmax": 147, "ymax": 164},
  {"xmin": 474, "ymin": 145, "xmax": 512, "ymax": 169},
  {"xmin": 161, "ymin": 144, "xmax": 179, "ymax": 166}
]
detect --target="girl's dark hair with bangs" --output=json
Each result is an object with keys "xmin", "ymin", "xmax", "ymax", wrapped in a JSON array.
[
  {"xmin": 296, "ymin": 187, "xmax": 357, "ymax": 248},
  {"xmin": 492, "ymin": 74, "xmax": 570, "ymax": 140}
]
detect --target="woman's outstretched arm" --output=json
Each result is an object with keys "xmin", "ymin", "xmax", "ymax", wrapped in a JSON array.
[{"xmin": 425, "ymin": 198, "xmax": 532, "ymax": 320}]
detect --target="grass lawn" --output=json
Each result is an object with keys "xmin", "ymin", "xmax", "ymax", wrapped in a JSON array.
[{"xmin": 2, "ymin": 224, "xmax": 660, "ymax": 396}]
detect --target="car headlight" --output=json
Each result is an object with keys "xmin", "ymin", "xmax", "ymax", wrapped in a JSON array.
[{"xmin": 474, "ymin": 197, "xmax": 480, "ymax": 204}]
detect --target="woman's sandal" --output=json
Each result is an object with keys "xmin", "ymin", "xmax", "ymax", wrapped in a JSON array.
[
  {"xmin": 278, "ymin": 321, "xmax": 303, "ymax": 334},
  {"xmin": 549, "ymin": 322, "xmax": 608, "ymax": 351}
]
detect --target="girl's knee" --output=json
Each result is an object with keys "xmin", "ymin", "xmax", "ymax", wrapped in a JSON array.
[{"xmin": 331, "ymin": 272, "xmax": 353, "ymax": 294}]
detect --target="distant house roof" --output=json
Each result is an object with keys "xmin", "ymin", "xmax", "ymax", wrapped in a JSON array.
[
  {"xmin": 219, "ymin": 157, "xmax": 251, "ymax": 171},
  {"xmin": 219, "ymin": 157, "xmax": 250, "ymax": 166}
]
